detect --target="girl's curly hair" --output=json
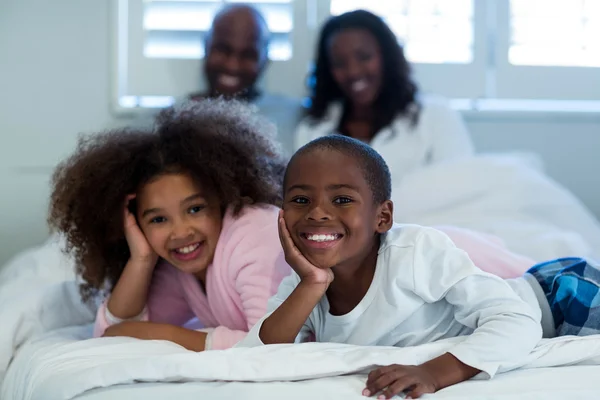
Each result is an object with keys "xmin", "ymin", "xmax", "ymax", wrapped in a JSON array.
[
  {"xmin": 307, "ymin": 10, "xmax": 420, "ymax": 131},
  {"xmin": 48, "ymin": 99, "xmax": 286, "ymax": 301}
]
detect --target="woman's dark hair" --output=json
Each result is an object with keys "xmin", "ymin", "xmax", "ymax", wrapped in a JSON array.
[
  {"xmin": 307, "ymin": 9, "xmax": 420, "ymax": 131},
  {"xmin": 48, "ymin": 99, "xmax": 286, "ymax": 301}
]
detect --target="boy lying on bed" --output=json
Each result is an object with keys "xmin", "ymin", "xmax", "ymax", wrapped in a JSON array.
[{"xmin": 237, "ymin": 135, "xmax": 600, "ymax": 399}]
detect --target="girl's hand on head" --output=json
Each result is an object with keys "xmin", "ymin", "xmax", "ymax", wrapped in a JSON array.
[
  {"xmin": 124, "ymin": 194, "xmax": 157, "ymax": 268},
  {"xmin": 278, "ymin": 210, "xmax": 334, "ymax": 287}
]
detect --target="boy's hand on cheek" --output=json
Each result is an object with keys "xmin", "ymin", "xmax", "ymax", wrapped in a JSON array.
[
  {"xmin": 363, "ymin": 364, "xmax": 438, "ymax": 399},
  {"xmin": 278, "ymin": 211, "xmax": 333, "ymax": 288}
]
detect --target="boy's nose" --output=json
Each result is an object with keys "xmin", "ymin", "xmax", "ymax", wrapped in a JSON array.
[{"xmin": 306, "ymin": 204, "xmax": 332, "ymax": 221}]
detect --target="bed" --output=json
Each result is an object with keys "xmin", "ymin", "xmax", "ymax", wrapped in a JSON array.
[
  {"xmin": 2, "ymin": 153, "xmax": 600, "ymax": 399},
  {"xmin": 4, "ymin": 324, "xmax": 600, "ymax": 400}
]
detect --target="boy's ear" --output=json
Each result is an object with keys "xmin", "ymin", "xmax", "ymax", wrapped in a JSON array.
[{"xmin": 375, "ymin": 200, "xmax": 394, "ymax": 234}]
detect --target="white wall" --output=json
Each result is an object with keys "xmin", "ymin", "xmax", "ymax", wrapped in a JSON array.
[
  {"xmin": 0, "ymin": 0, "xmax": 126, "ymax": 265},
  {"xmin": 1, "ymin": 0, "xmax": 599, "ymax": 266}
]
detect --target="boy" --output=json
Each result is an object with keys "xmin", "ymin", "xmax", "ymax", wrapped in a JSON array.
[{"xmin": 239, "ymin": 135, "xmax": 597, "ymax": 399}]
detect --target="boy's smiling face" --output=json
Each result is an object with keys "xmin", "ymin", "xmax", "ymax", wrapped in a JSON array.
[{"xmin": 282, "ymin": 148, "xmax": 393, "ymax": 271}]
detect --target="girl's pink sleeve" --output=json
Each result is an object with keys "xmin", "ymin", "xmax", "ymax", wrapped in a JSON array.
[
  {"xmin": 93, "ymin": 262, "xmax": 194, "ymax": 337},
  {"xmin": 209, "ymin": 216, "xmax": 290, "ymax": 350},
  {"xmin": 435, "ymin": 225, "xmax": 535, "ymax": 279}
]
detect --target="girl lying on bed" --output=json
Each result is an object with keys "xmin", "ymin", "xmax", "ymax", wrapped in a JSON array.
[
  {"xmin": 238, "ymin": 134, "xmax": 600, "ymax": 399},
  {"xmin": 48, "ymin": 99, "xmax": 290, "ymax": 351}
]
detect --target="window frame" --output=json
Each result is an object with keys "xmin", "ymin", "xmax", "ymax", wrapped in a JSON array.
[{"xmin": 111, "ymin": 0, "xmax": 600, "ymax": 116}]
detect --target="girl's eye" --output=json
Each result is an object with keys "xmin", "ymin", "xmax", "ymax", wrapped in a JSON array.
[
  {"xmin": 291, "ymin": 197, "xmax": 309, "ymax": 204},
  {"xmin": 150, "ymin": 216, "xmax": 166, "ymax": 224},
  {"xmin": 189, "ymin": 205, "xmax": 205, "ymax": 214},
  {"xmin": 334, "ymin": 197, "xmax": 352, "ymax": 205}
]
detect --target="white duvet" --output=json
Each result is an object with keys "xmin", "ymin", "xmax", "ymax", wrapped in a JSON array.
[
  {"xmin": 1, "ymin": 153, "xmax": 600, "ymax": 399},
  {"xmin": 4, "ymin": 326, "xmax": 600, "ymax": 400}
]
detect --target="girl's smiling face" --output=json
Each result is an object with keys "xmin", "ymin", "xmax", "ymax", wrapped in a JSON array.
[{"xmin": 136, "ymin": 172, "xmax": 223, "ymax": 278}]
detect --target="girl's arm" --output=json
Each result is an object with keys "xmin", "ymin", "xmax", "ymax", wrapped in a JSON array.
[
  {"xmin": 94, "ymin": 262, "xmax": 194, "ymax": 337},
  {"xmin": 106, "ymin": 258, "xmax": 155, "ymax": 319},
  {"xmin": 103, "ymin": 321, "xmax": 208, "ymax": 352},
  {"xmin": 95, "ymin": 195, "xmax": 194, "ymax": 337}
]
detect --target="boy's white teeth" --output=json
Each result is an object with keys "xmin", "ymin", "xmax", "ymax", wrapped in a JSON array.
[
  {"xmin": 306, "ymin": 234, "xmax": 339, "ymax": 242},
  {"xmin": 176, "ymin": 243, "xmax": 200, "ymax": 254}
]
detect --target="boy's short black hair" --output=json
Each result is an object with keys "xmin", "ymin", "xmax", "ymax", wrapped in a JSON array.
[{"xmin": 287, "ymin": 135, "xmax": 392, "ymax": 204}]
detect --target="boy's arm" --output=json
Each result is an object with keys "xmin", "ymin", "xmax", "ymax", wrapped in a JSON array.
[
  {"xmin": 413, "ymin": 228, "xmax": 541, "ymax": 378},
  {"xmin": 236, "ymin": 272, "xmax": 318, "ymax": 347},
  {"xmin": 259, "ymin": 281, "xmax": 325, "ymax": 344}
]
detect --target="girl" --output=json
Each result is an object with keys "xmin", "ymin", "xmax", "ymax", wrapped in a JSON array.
[
  {"xmin": 48, "ymin": 99, "xmax": 290, "ymax": 351},
  {"xmin": 296, "ymin": 10, "xmax": 474, "ymax": 182},
  {"xmin": 239, "ymin": 135, "xmax": 589, "ymax": 399}
]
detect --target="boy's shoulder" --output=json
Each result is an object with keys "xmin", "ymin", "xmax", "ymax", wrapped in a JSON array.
[{"xmin": 379, "ymin": 223, "xmax": 447, "ymax": 253}]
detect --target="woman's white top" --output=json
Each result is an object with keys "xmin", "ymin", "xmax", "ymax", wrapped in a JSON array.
[{"xmin": 294, "ymin": 96, "xmax": 475, "ymax": 181}]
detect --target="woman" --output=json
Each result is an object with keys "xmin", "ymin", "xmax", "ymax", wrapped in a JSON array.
[{"xmin": 296, "ymin": 10, "xmax": 474, "ymax": 181}]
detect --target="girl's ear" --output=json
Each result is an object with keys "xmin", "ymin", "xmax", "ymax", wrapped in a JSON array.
[{"xmin": 375, "ymin": 200, "xmax": 394, "ymax": 234}]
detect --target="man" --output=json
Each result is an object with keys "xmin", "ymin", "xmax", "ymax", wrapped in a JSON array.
[{"xmin": 186, "ymin": 4, "xmax": 301, "ymax": 155}]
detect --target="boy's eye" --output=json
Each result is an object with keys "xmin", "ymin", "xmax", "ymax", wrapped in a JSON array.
[
  {"xmin": 291, "ymin": 197, "xmax": 309, "ymax": 204},
  {"xmin": 150, "ymin": 216, "xmax": 166, "ymax": 224},
  {"xmin": 333, "ymin": 197, "xmax": 352, "ymax": 205},
  {"xmin": 189, "ymin": 205, "xmax": 205, "ymax": 214}
]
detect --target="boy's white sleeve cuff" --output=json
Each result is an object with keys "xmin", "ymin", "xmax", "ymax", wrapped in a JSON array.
[{"xmin": 234, "ymin": 315, "xmax": 268, "ymax": 348}]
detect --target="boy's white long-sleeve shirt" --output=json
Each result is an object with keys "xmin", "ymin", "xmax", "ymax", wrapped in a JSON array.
[{"xmin": 237, "ymin": 225, "xmax": 542, "ymax": 378}]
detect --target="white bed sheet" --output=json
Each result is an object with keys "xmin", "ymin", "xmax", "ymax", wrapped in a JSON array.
[
  {"xmin": 75, "ymin": 366, "xmax": 600, "ymax": 400},
  {"xmin": 4, "ymin": 325, "xmax": 600, "ymax": 400}
]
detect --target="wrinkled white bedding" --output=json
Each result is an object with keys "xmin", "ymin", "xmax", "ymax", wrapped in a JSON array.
[
  {"xmin": 393, "ymin": 153, "xmax": 600, "ymax": 261},
  {"xmin": 74, "ymin": 366, "xmax": 600, "ymax": 400},
  {"xmin": 4, "ymin": 325, "xmax": 600, "ymax": 400},
  {"xmin": 2, "ymin": 153, "xmax": 600, "ymax": 399}
]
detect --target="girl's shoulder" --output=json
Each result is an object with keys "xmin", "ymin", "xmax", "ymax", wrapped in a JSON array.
[
  {"xmin": 213, "ymin": 204, "xmax": 285, "ymax": 274},
  {"xmin": 221, "ymin": 204, "xmax": 281, "ymax": 241}
]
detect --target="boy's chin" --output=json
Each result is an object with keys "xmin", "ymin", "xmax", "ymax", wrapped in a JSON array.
[{"xmin": 306, "ymin": 254, "xmax": 339, "ymax": 270}]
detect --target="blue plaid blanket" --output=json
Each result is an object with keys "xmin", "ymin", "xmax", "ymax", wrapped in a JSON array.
[{"xmin": 527, "ymin": 257, "xmax": 600, "ymax": 336}]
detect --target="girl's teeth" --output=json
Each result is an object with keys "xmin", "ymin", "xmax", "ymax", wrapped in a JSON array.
[
  {"xmin": 307, "ymin": 234, "xmax": 338, "ymax": 242},
  {"xmin": 176, "ymin": 244, "xmax": 199, "ymax": 254},
  {"xmin": 352, "ymin": 80, "xmax": 367, "ymax": 92}
]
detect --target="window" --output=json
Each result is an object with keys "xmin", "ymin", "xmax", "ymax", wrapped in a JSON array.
[
  {"xmin": 113, "ymin": 0, "xmax": 600, "ymax": 112},
  {"xmin": 330, "ymin": 0, "xmax": 474, "ymax": 64},
  {"xmin": 494, "ymin": 0, "xmax": 600, "ymax": 100},
  {"xmin": 113, "ymin": 0, "xmax": 314, "ymax": 110},
  {"xmin": 143, "ymin": 0, "xmax": 294, "ymax": 61},
  {"xmin": 510, "ymin": 0, "xmax": 600, "ymax": 67}
]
